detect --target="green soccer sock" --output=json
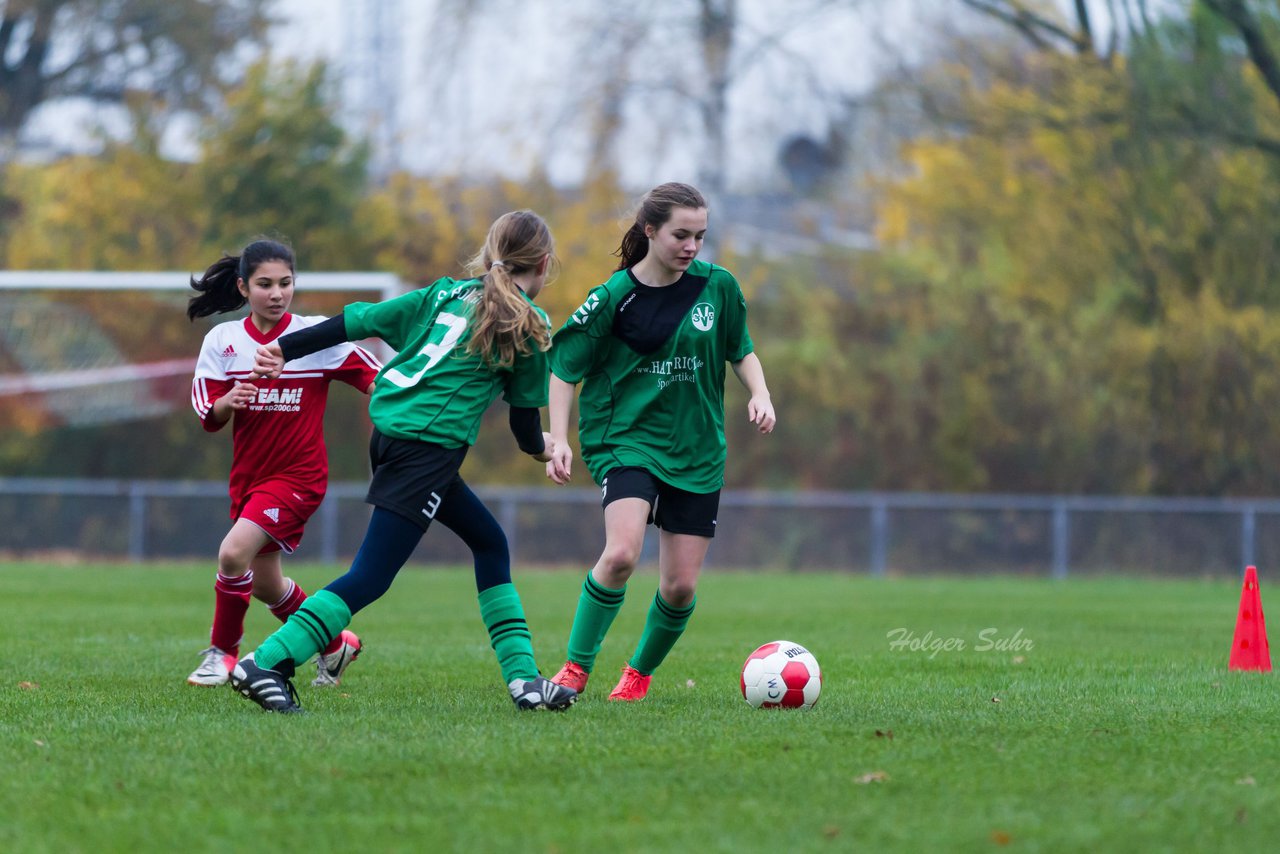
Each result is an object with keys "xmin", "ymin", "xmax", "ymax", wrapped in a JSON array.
[
  {"xmin": 478, "ymin": 583, "xmax": 538, "ymax": 683},
  {"xmin": 254, "ymin": 589, "xmax": 352, "ymax": 672},
  {"xmin": 564, "ymin": 573, "xmax": 627, "ymax": 671},
  {"xmin": 629, "ymin": 592, "xmax": 696, "ymax": 675}
]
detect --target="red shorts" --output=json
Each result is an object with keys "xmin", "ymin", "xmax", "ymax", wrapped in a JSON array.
[{"xmin": 231, "ymin": 483, "xmax": 324, "ymax": 555}]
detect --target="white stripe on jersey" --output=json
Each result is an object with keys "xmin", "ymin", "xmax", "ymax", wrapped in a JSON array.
[
  {"xmin": 191, "ymin": 314, "xmax": 381, "ymax": 420},
  {"xmin": 192, "ymin": 376, "xmax": 213, "ymax": 417},
  {"xmin": 226, "ymin": 370, "xmax": 330, "ymax": 379}
]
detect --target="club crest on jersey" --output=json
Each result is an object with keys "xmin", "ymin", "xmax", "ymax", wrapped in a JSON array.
[
  {"xmin": 571, "ymin": 292, "xmax": 602, "ymax": 325},
  {"xmin": 691, "ymin": 303, "xmax": 715, "ymax": 331}
]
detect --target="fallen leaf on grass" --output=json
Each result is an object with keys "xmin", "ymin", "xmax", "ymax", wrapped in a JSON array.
[
  {"xmin": 1012, "ymin": 656, "xmax": 1025, "ymax": 665},
  {"xmin": 33, "ymin": 740, "xmax": 46, "ymax": 747},
  {"xmin": 686, "ymin": 679, "xmax": 696, "ymax": 688},
  {"xmin": 822, "ymin": 826, "xmax": 841, "ymax": 839},
  {"xmin": 990, "ymin": 830, "xmax": 1012, "ymax": 845},
  {"xmin": 1236, "ymin": 776, "xmax": 1256, "ymax": 786},
  {"xmin": 18, "ymin": 682, "xmax": 39, "ymax": 690},
  {"xmin": 875, "ymin": 729, "xmax": 894, "ymax": 740},
  {"xmin": 991, "ymin": 696, "xmax": 1002, "ymax": 703},
  {"xmin": 854, "ymin": 771, "xmax": 889, "ymax": 784}
]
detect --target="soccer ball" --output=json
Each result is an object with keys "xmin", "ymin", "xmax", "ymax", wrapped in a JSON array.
[{"xmin": 740, "ymin": 640, "xmax": 822, "ymax": 709}]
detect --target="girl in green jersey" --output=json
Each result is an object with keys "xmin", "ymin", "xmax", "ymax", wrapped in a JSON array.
[
  {"xmin": 546, "ymin": 182, "xmax": 776, "ymax": 701},
  {"xmin": 228, "ymin": 210, "xmax": 577, "ymax": 713}
]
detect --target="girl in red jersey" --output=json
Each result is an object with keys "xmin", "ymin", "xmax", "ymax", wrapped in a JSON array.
[{"xmin": 186, "ymin": 239, "xmax": 380, "ymax": 688}]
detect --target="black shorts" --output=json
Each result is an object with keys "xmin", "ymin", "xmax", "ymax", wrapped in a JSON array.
[
  {"xmin": 601, "ymin": 466, "xmax": 720, "ymax": 538},
  {"xmin": 366, "ymin": 428, "xmax": 469, "ymax": 532}
]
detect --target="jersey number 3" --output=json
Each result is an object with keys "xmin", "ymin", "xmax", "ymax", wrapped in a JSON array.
[{"xmin": 383, "ymin": 312, "xmax": 469, "ymax": 389}]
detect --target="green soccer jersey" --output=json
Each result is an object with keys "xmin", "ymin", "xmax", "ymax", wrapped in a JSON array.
[
  {"xmin": 345, "ymin": 277, "xmax": 551, "ymax": 447},
  {"xmin": 550, "ymin": 259, "xmax": 754, "ymax": 492}
]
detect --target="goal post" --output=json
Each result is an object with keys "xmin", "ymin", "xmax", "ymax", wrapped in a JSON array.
[
  {"xmin": 0, "ymin": 270, "xmax": 407, "ymax": 423},
  {"xmin": 0, "ymin": 270, "xmax": 406, "ymax": 299}
]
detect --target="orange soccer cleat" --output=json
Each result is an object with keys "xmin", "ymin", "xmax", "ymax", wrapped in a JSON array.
[
  {"xmin": 607, "ymin": 664, "xmax": 652, "ymax": 702},
  {"xmin": 551, "ymin": 660, "xmax": 590, "ymax": 694}
]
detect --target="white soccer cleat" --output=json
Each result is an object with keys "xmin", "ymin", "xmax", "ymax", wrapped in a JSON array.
[
  {"xmin": 313, "ymin": 630, "xmax": 362, "ymax": 686},
  {"xmin": 187, "ymin": 646, "xmax": 237, "ymax": 687}
]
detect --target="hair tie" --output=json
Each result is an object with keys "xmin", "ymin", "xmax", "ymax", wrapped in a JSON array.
[{"xmin": 490, "ymin": 260, "xmax": 506, "ymax": 269}]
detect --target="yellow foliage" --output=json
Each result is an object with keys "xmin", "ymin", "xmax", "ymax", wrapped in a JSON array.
[{"xmin": 4, "ymin": 151, "xmax": 206, "ymax": 270}]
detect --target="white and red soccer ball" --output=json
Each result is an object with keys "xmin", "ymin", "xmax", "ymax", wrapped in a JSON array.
[{"xmin": 740, "ymin": 640, "xmax": 822, "ymax": 709}]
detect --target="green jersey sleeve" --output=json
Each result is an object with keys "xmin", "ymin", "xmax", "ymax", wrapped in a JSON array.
[
  {"xmin": 550, "ymin": 285, "xmax": 616, "ymax": 383},
  {"xmin": 343, "ymin": 286, "xmax": 438, "ymax": 352},
  {"xmin": 723, "ymin": 271, "xmax": 754, "ymax": 362}
]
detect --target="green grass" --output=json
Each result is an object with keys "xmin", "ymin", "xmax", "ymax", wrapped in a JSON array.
[{"xmin": 2, "ymin": 563, "xmax": 1277, "ymax": 853}]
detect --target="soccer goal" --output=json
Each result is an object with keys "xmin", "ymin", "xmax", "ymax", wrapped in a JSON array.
[{"xmin": 0, "ymin": 270, "xmax": 405, "ymax": 426}]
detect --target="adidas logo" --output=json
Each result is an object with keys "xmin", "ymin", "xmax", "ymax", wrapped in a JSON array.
[
  {"xmin": 263, "ymin": 508, "xmax": 280, "ymax": 523},
  {"xmin": 221, "ymin": 344, "xmax": 237, "ymax": 358}
]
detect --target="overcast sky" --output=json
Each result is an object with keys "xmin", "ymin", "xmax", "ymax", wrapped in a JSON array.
[
  {"xmin": 271, "ymin": 0, "xmax": 912, "ymax": 191},
  {"xmin": 18, "ymin": 0, "xmax": 1139, "ymax": 193}
]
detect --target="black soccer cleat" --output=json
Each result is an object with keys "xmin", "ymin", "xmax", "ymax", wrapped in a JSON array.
[
  {"xmin": 508, "ymin": 675, "xmax": 578, "ymax": 711},
  {"xmin": 230, "ymin": 653, "xmax": 304, "ymax": 714}
]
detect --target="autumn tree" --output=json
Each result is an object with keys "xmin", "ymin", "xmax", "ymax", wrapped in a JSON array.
[
  {"xmin": 3, "ymin": 122, "xmax": 204, "ymax": 270},
  {"xmin": 196, "ymin": 58, "xmax": 373, "ymax": 270},
  {"xmin": 841, "ymin": 0, "xmax": 1280, "ymax": 495}
]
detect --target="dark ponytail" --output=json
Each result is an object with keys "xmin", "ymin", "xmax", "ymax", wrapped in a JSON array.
[
  {"xmin": 613, "ymin": 182, "xmax": 708, "ymax": 271},
  {"xmin": 187, "ymin": 239, "xmax": 295, "ymax": 321},
  {"xmin": 614, "ymin": 223, "xmax": 649, "ymax": 272}
]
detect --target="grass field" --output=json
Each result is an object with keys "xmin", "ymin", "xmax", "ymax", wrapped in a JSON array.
[{"xmin": 2, "ymin": 562, "xmax": 1277, "ymax": 853}]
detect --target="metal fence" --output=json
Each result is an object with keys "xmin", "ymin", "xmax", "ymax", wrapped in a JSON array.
[{"xmin": 3, "ymin": 477, "xmax": 1279, "ymax": 577}]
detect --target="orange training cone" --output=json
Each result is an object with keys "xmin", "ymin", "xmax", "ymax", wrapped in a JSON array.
[{"xmin": 1229, "ymin": 565, "xmax": 1271, "ymax": 672}]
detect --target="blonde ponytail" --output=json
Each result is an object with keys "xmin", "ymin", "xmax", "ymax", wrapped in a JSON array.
[{"xmin": 465, "ymin": 210, "xmax": 556, "ymax": 368}]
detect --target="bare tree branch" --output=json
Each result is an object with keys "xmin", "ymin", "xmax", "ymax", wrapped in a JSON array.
[
  {"xmin": 1073, "ymin": 0, "xmax": 1095, "ymax": 54},
  {"xmin": 1201, "ymin": 0, "xmax": 1280, "ymax": 110},
  {"xmin": 0, "ymin": 0, "xmax": 270, "ymax": 145},
  {"xmin": 959, "ymin": 0, "xmax": 1092, "ymax": 53}
]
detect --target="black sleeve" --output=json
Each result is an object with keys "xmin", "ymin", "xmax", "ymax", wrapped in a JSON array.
[
  {"xmin": 508, "ymin": 406, "xmax": 546, "ymax": 455},
  {"xmin": 279, "ymin": 313, "xmax": 350, "ymax": 362}
]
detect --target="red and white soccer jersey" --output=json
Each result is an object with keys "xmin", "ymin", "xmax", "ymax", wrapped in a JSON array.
[{"xmin": 191, "ymin": 313, "xmax": 381, "ymax": 552}]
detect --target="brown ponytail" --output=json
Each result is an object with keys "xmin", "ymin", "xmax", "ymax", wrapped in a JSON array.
[{"xmin": 465, "ymin": 210, "xmax": 557, "ymax": 368}]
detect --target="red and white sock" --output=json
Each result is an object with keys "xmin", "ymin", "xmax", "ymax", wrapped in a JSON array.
[{"xmin": 210, "ymin": 571, "xmax": 253, "ymax": 657}]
